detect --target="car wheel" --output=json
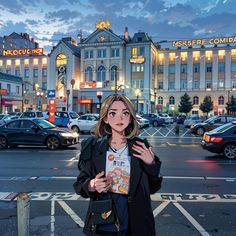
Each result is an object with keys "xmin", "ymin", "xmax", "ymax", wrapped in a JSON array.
[
  {"xmin": 72, "ymin": 125, "xmax": 80, "ymax": 133},
  {"xmin": 196, "ymin": 127, "xmax": 205, "ymax": 136},
  {"xmin": 223, "ymin": 143, "xmax": 236, "ymax": 159},
  {"xmin": 153, "ymin": 121, "xmax": 158, "ymax": 127},
  {"xmin": 0, "ymin": 136, "xmax": 8, "ymax": 149},
  {"xmin": 46, "ymin": 136, "xmax": 60, "ymax": 150}
]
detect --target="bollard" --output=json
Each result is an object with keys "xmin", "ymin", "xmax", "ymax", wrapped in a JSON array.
[{"xmin": 17, "ymin": 192, "xmax": 30, "ymax": 236}]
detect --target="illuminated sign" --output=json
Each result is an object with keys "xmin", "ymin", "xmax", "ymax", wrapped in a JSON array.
[
  {"xmin": 80, "ymin": 82, "xmax": 103, "ymax": 88},
  {"xmin": 78, "ymin": 98, "xmax": 93, "ymax": 104},
  {"xmin": 48, "ymin": 99, "xmax": 56, "ymax": 123},
  {"xmin": 0, "ymin": 89, "xmax": 8, "ymax": 95},
  {"xmin": 173, "ymin": 36, "xmax": 236, "ymax": 47},
  {"xmin": 2, "ymin": 48, "xmax": 44, "ymax": 56},
  {"xmin": 129, "ymin": 56, "xmax": 145, "ymax": 64},
  {"xmin": 96, "ymin": 20, "xmax": 110, "ymax": 29}
]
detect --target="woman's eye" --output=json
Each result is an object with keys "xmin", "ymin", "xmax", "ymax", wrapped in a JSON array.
[
  {"xmin": 109, "ymin": 112, "xmax": 116, "ymax": 117},
  {"xmin": 123, "ymin": 111, "xmax": 130, "ymax": 117}
]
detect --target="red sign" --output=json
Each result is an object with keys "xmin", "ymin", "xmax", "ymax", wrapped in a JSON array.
[
  {"xmin": 80, "ymin": 82, "xmax": 97, "ymax": 88},
  {"xmin": 1, "ymin": 99, "xmax": 21, "ymax": 105},
  {"xmin": 78, "ymin": 98, "xmax": 93, "ymax": 104},
  {"xmin": 0, "ymin": 89, "xmax": 8, "ymax": 95},
  {"xmin": 48, "ymin": 99, "xmax": 56, "ymax": 123}
]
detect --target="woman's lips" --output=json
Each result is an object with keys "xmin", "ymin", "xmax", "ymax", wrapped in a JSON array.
[{"xmin": 116, "ymin": 123, "xmax": 124, "ymax": 126}]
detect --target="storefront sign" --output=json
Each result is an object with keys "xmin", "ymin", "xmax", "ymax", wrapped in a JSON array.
[
  {"xmin": 173, "ymin": 36, "xmax": 236, "ymax": 47},
  {"xmin": 2, "ymin": 48, "xmax": 44, "ymax": 56},
  {"xmin": 96, "ymin": 20, "xmax": 110, "ymax": 29},
  {"xmin": 78, "ymin": 98, "xmax": 93, "ymax": 104},
  {"xmin": 129, "ymin": 56, "xmax": 145, "ymax": 64},
  {"xmin": 1, "ymin": 99, "xmax": 21, "ymax": 105},
  {"xmin": 80, "ymin": 82, "xmax": 103, "ymax": 89},
  {"xmin": 48, "ymin": 99, "xmax": 56, "ymax": 123},
  {"xmin": 0, "ymin": 89, "xmax": 8, "ymax": 95}
]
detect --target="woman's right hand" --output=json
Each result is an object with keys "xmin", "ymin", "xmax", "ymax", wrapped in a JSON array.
[{"xmin": 89, "ymin": 171, "xmax": 112, "ymax": 193}]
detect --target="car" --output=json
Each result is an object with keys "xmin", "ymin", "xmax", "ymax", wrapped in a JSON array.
[
  {"xmin": 20, "ymin": 110, "xmax": 44, "ymax": 119},
  {"xmin": 0, "ymin": 118, "xmax": 79, "ymax": 150},
  {"xmin": 136, "ymin": 114, "xmax": 150, "ymax": 128},
  {"xmin": 190, "ymin": 115, "xmax": 236, "ymax": 136},
  {"xmin": 141, "ymin": 113, "xmax": 165, "ymax": 127},
  {"xmin": 67, "ymin": 113, "xmax": 99, "ymax": 133},
  {"xmin": 183, "ymin": 115, "xmax": 202, "ymax": 128},
  {"xmin": 158, "ymin": 113, "xmax": 174, "ymax": 124},
  {"xmin": 176, "ymin": 115, "xmax": 186, "ymax": 124},
  {"xmin": 201, "ymin": 121, "xmax": 236, "ymax": 159},
  {"xmin": 0, "ymin": 114, "xmax": 13, "ymax": 125}
]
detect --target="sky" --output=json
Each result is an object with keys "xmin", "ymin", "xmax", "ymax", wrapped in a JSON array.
[{"xmin": 0, "ymin": 0, "xmax": 235, "ymax": 52}]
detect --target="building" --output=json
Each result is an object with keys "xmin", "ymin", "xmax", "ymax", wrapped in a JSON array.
[
  {"xmin": 0, "ymin": 72, "xmax": 23, "ymax": 113},
  {"xmin": 156, "ymin": 37, "xmax": 236, "ymax": 116}
]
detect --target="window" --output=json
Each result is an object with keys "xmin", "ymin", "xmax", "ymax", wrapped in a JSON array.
[
  {"xmin": 169, "ymin": 64, "xmax": 175, "ymax": 74},
  {"xmin": 16, "ymin": 85, "xmax": 20, "ymax": 95},
  {"xmin": 232, "ymin": 78, "xmax": 236, "ymax": 88},
  {"xmin": 33, "ymin": 58, "xmax": 38, "ymax": 65},
  {"xmin": 6, "ymin": 120, "xmax": 20, "ymax": 128},
  {"xmin": 111, "ymin": 48, "xmax": 120, "ymax": 57},
  {"xmin": 158, "ymin": 65, "xmax": 163, "ymax": 74},
  {"xmin": 169, "ymin": 96, "xmax": 175, "ymax": 105},
  {"xmin": 193, "ymin": 63, "xmax": 200, "ymax": 73},
  {"xmin": 206, "ymin": 80, "xmax": 212, "ymax": 89},
  {"xmin": 15, "ymin": 69, "xmax": 20, "ymax": 76},
  {"xmin": 231, "ymin": 62, "xmax": 236, "ymax": 72},
  {"xmin": 168, "ymin": 80, "xmax": 175, "ymax": 89},
  {"xmin": 218, "ymin": 96, "xmax": 224, "ymax": 105},
  {"xmin": 56, "ymin": 54, "xmax": 67, "ymax": 67},
  {"xmin": 42, "ymin": 68, "xmax": 47, "ymax": 77},
  {"xmin": 131, "ymin": 79, "xmax": 144, "ymax": 89},
  {"xmin": 193, "ymin": 80, "xmax": 199, "ymax": 89},
  {"xmin": 139, "ymin": 47, "xmax": 144, "ymax": 56},
  {"xmin": 7, "ymin": 84, "xmax": 11, "ymax": 94},
  {"xmin": 132, "ymin": 64, "xmax": 144, "ymax": 72},
  {"xmin": 85, "ymin": 67, "xmax": 93, "ymax": 82},
  {"xmin": 97, "ymin": 49, "xmax": 106, "ymax": 58},
  {"xmin": 15, "ymin": 59, "xmax": 20, "ymax": 66},
  {"xmin": 193, "ymin": 96, "xmax": 199, "ymax": 105},
  {"xmin": 206, "ymin": 63, "xmax": 212, "ymax": 72},
  {"xmin": 218, "ymin": 62, "xmax": 225, "ymax": 72},
  {"xmin": 6, "ymin": 69, "xmax": 11, "ymax": 74},
  {"xmin": 24, "ymin": 68, "xmax": 29, "ymax": 78},
  {"xmin": 42, "ymin": 58, "xmax": 47, "ymax": 65},
  {"xmin": 218, "ymin": 79, "xmax": 224, "ymax": 88},
  {"xmin": 6, "ymin": 59, "xmax": 11, "ymax": 66},
  {"xmin": 132, "ymin": 47, "xmax": 137, "ymax": 57},
  {"xmin": 180, "ymin": 80, "xmax": 187, "ymax": 89},
  {"xmin": 158, "ymin": 81, "xmax": 163, "ymax": 89},
  {"xmin": 97, "ymin": 66, "xmax": 106, "ymax": 81},
  {"xmin": 111, "ymin": 66, "xmax": 119, "ymax": 81},
  {"xmin": 33, "ymin": 68, "xmax": 38, "ymax": 77},
  {"xmin": 85, "ymin": 50, "xmax": 93, "ymax": 59},
  {"xmin": 180, "ymin": 64, "xmax": 187, "ymax": 73},
  {"xmin": 158, "ymin": 96, "xmax": 163, "ymax": 105},
  {"xmin": 24, "ymin": 59, "xmax": 29, "ymax": 66},
  {"xmin": 0, "ymin": 60, "xmax": 2, "ymax": 67}
]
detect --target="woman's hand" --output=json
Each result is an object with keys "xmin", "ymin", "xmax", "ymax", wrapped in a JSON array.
[
  {"xmin": 132, "ymin": 141, "xmax": 155, "ymax": 165},
  {"xmin": 89, "ymin": 171, "xmax": 112, "ymax": 193}
]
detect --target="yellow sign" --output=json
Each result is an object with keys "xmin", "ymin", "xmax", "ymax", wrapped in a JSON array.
[
  {"xmin": 96, "ymin": 20, "xmax": 110, "ymax": 29},
  {"xmin": 3, "ymin": 48, "xmax": 44, "ymax": 56},
  {"xmin": 172, "ymin": 36, "xmax": 236, "ymax": 47},
  {"xmin": 129, "ymin": 56, "xmax": 145, "ymax": 64}
]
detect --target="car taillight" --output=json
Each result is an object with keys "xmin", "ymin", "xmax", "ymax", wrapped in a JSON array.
[{"xmin": 209, "ymin": 136, "xmax": 223, "ymax": 143}]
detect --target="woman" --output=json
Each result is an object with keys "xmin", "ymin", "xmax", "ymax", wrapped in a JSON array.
[{"xmin": 74, "ymin": 94, "xmax": 162, "ymax": 235}]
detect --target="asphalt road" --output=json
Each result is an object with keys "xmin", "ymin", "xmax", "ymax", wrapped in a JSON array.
[{"xmin": 0, "ymin": 130, "xmax": 236, "ymax": 236}]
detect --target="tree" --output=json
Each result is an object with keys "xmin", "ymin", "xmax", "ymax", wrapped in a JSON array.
[
  {"xmin": 200, "ymin": 96, "xmax": 213, "ymax": 117},
  {"xmin": 178, "ymin": 92, "xmax": 193, "ymax": 115},
  {"xmin": 226, "ymin": 95, "xmax": 236, "ymax": 114}
]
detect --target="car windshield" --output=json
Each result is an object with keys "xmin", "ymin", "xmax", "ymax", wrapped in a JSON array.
[
  {"xmin": 70, "ymin": 112, "xmax": 79, "ymax": 119},
  {"xmin": 204, "ymin": 116, "xmax": 218, "ymax": 123},
  {"xmin": 34, "ymin": 119, "xmax": 55, "ymax": 129},
  {"xmin": 209, "ymin": 122, "xmax": 235, "ymax": 133}
]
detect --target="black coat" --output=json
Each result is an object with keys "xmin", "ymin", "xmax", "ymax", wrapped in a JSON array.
[{"xmin": 74, "ymin": 136, "xmax": 162, "ymax": 236}]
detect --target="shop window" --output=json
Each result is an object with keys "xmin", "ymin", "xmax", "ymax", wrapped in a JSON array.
[
  {"xmin": 193, "ymin": 63, "xmax": 200, "ymax": 73},
  {"xmin": 169, "ymin": 64, "xmax": 175, "ymax": 74}
]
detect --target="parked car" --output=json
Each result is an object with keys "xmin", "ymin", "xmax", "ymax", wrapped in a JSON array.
[
  {"xmin": 0, "ymin": 118, "xmax": 79, "ymax": 150},
  {"xmin": 176, "ymin": 115, "xmax": 186, "ymax": 124},
  {"xmin": 141, "ymin": 113, "xmax": 165, "ymax": 127},
  {"xmin": 158, "ymin": 113, "xmax": 174, "ymax": 124},
  {"xmin": 190, "ymin": 115, "xmax": 236, "ymax": 136},
  {"xmin": 136, "ymin": 114, "xmax": 150, "ymax": 128},
  {"xmin": 201, "ymin": 121, "xmax": 236, "ymax": 159},
  {"xmin": 67, "ymin": 113, "xmax": 99, "ymax": 133},
  {"xmin": 184, "ymin": 115, "xmax": 202, "ymax": 128},
  {"xmin": 20, "ymin": 110, "xmax": 44, "ymax": 119}
]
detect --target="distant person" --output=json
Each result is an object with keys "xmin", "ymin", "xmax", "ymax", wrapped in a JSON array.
[{"xmin": 74, "ymin": 94, "xmax": 162, "ymax": 235}]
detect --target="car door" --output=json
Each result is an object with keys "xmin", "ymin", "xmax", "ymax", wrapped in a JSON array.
[
  {"xmin": 86, "ymin": 115, "xmax": 98, "ymax": 131},
  {"xmin": 213, "ymin": 117, "xmax": 226, "ymax": 129},
  {"xmin": 3, "ymin": 120, "xmax": 21, "ymax": 143},
  {"xmin": 78, "ymin": 115, "xmax": 88, "ymax": 131}
]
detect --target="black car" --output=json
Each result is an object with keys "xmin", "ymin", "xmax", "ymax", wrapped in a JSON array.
[
  {"xmin": 141, "ymin": 113, "xmax": 165, "ymax": 127},
  {"xmin": 190, "ymin": 115, "xmax": 236, "ymax": 136},
  {"xmin": 0, "ymin": 118, "xmax": 79, "ymax": 150},
  {"xmin": 201, "ymin": 121, "xmax": 236, "ymax": 159}
]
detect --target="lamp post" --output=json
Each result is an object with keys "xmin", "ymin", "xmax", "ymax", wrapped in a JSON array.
[
  {"xmin": 114, "ymin": 66, "xmax": 118, "ymax": 94},
  {"xmin": 135, "ymin": 89, "xmax": 141, "ymax": 113},
  {"xmin": 154, "ymin": 88, "xmax": 157, "ymax": 113},
  {"xmin": 96, "ymin": 91, "xmax": 103, "ymax": 112},
  {"xmin": 36, "ymin": 91, "xmax": 44, "ymax": 111}
]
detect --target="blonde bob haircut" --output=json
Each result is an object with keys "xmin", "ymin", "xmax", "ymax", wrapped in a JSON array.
[{"xmin": 94, "ymin": 94, "xmax": 139, "ymax": 139}]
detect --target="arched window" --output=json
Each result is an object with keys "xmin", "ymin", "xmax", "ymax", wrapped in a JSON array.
[
  {"xmin": 158, "ymin": 96, "xmax": 163, "ymax": 105},
  {"xmin": 85, "ymin": 67, "xmax": 93, "ymax": 82},
  {"xmin": 111, "ymin": 65, "xmax": 119, "ymax": 81},
  {"xmin": 218, "ymin": 96, "xmax": 224, "ymax": 105},
  {"xmin": 97, "ymin": 66, "xmax": 106, "ymax": 81},
  {"xmin": 169, "ymin": 96, "xmax": 175, "ymax": 105},
  {"xmin": 193, "ymin": 96, "xmax": 199, "ymax": 105},
  {"xmin": 56, "ymin": 54, "xmax": 67, "ymax": 67}
]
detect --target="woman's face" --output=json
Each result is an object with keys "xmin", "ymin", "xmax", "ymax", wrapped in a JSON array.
[{"xmin": 105, "ymin": 101, "xmax": 131, "ymax": 133}]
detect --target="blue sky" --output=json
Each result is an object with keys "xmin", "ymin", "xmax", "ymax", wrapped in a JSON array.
[{"xmin": 0, "ymin": 0, "xmax": 235, "ymax": 52}]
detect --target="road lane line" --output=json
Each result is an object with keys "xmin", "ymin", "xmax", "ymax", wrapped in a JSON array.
[
  {"xmin": 153, "ymin": 201, "xmax": 170, "ymax": 217},
  {"xmin": 50, "ymin": 200, "xmax": 55, "ymax": 236},
  {"xmin": 166, "ymin": 142, "xmax": 176, "ymax": 147},
  {"xmin": 181, "ymin": 129, "xmax": 190, "ymax": 137},
  {"xmin": 151, "ymin": 127, "xmax": 162, "ymax": 137},
  {"xmin": 57, "ymin": 200, "xmax": 84, "ymax": 227},
  {"xmin": 173, "ymin": 202, "xmax": 210, "ymax": 236}
]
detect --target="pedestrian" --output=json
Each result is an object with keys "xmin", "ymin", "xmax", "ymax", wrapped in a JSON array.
[{"xmin": 74, "ymin": 94, "xmax": 162, "ymax": 236}]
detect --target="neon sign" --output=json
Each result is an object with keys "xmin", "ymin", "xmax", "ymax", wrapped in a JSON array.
[{"xmin": 3, "ymin": 48, "xmax": 44, "ymax": 56}]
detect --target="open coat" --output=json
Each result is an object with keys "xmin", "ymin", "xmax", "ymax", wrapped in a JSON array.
[{"xmin": 74, "ymin": 136, "xmax": 162, "ymax": 236}]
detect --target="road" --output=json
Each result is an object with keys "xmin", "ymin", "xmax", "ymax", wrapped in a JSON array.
[{"xmin": 0, "ymin": 125, "xmax": 236, "ymax": 236}]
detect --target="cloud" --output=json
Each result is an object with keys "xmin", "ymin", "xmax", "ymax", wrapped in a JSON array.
[{"xmin": 45, "ymin": 9, "xmax": 81, "ymax": 22}]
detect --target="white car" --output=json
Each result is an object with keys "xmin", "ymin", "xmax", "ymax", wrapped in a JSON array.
[
  {"xmin": 158, "ymin": 113, "xmax": 174, "ymax": 124},
  {"xmin": 136, "ymin": 115, "xmax": 150, "ymax": 128},
  {"xmin": 67, "ymin": 113, "xmax": 99, "ymax": 133}
]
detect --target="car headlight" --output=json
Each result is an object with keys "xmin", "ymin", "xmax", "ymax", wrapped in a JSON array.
[{"xmin": 59, "ymin": 133, "xmax": 74, "ymax": 137}]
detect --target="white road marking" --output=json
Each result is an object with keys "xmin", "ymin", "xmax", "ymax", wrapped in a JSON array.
[
  {"xmin": 57, "ymin": 200, "xmax": 84, "ymax": 227},
  {"xmin": 181, "ymin": 129, "xmax": 190, "ymax": 137},
  {"xmin": 166, "ymin": 142, "xmax": 176, "ymax": 147},
  {"xmin": 164, "ymin": 127, "xmax": 176, "ymax": 137},
  {"xmin": 153, "ymin": 201, "xmax": 170, "ymax": 217},
  {"xmin": 173, "ymin": 202, "xmax": 210, "ymax": 236},
  {"xmin": 50, "ymin": 200, "xmax": 55, "ymax": 236},
  {"xmin": 151, "ymin": 127, "xmax": 162, "ymax": 136}
]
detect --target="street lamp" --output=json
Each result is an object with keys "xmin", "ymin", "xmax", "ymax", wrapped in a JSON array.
[
  {"xmin": 114, "ymin": 66, "xmax": 118, "ymax": 94},
  {"xmin": 36, "ymin": 91, "xmax": 44, "ymax": 111},
  {"xmin": 154, "ymin": 88, "xmax": 157, "ymax": 113},
  {"xmin": 228, "ymin": 88, "xmax": 236, "ymax": 103},
  {"xmin": 96, "ymin": 91, "xmax": 103, "ymax": 112},
  {"xmin": 135, "ymin": 89, "xmax": 141, "ymax": 113}
]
